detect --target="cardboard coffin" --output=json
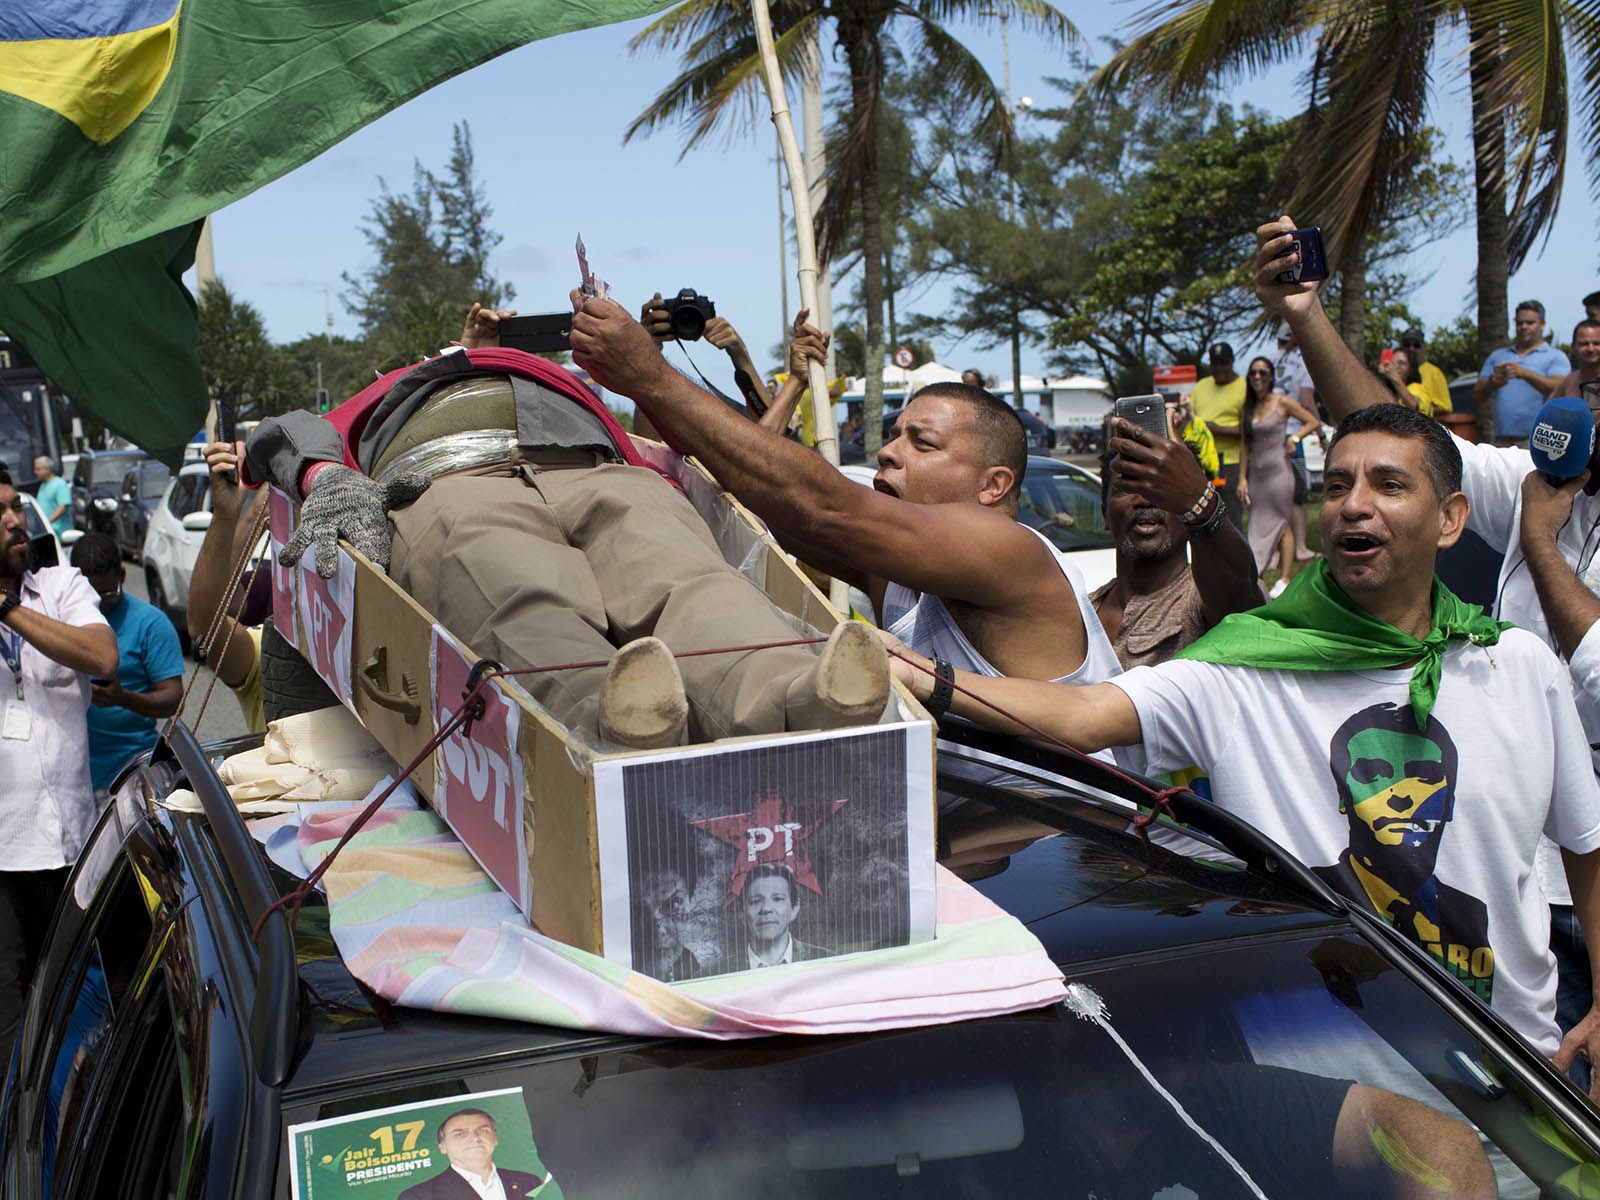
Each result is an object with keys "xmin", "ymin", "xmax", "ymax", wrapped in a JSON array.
[{"xmin": 266, "ymin": 441, "xmax": 936, "ymax": 980}]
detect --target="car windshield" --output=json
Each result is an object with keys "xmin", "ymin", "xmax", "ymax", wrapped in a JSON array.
[
  {"xmin": 89, "ymin": 458, "xmax": 133, "ymax": 485},
  {"xmin": 139, "ymin": 464, "xmax": 171, "ymax": 500},
  {"xmin": 1019, "ymin": 463, "xmax": 1114, "ymax": 552},
  {"xmin": 358, "ymin": 912, "xmax": 1574, "ymax": 1199}
]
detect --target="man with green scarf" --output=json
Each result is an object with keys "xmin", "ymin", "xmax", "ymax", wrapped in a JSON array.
[{"xmin": 885, "ymin": 402, "xmax": 1600, "ymax": 1092}]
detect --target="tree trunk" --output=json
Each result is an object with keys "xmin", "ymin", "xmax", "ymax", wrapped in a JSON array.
[
  {"xmin": 1468, "ymin": 6, "xmax": 1510, "ymax": 364},
  {"xmin": 844, "ymin": 28, "xmax": 887, "ymax": 457},
  {"xmin": 885, "ymin": 243, "xmax": 897, "ymax": 349},
  {"xmin": 1338, "ymin": 235, "xmax": 1367, "ymax": 359}
]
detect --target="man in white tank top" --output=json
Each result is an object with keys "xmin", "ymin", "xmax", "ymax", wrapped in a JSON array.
[{"xmin": 569, "ymin": 298, "xmax": 1122, "ymax": 703}]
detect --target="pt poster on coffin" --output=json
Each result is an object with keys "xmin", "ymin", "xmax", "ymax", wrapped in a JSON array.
[
  {"xmin": 287, "ymin": 1086, "xmax": 560, "ymax": 1199},
  {"xmin": 430, "ymin": 624, "xmax": 530, "ymax": 914},
  {"xmin": 594, "ymin": 721, "xmax": 936, "ymax": 982},
  {"xmin": 267, "ymin": 486, "xmax": 297, "ymax": 645}
]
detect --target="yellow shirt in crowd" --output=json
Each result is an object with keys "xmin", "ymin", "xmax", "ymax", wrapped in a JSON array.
[{"xmin": 1191, "ymin": 375, "xmax": 1247, "ymax": 465}]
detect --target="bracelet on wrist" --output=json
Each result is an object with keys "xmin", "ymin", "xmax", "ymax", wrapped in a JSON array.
[
  {"xmin": 1179, "ymin": 482, "xmax": 1218, "ymax": 526},
  {"xmin": 1186, "ymin": 496, "xmax": 1229, "ymax": 540}
]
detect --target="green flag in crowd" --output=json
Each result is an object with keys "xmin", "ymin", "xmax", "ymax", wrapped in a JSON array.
[{"xmin": 0, "ymin": 0, "xmax": 674, "ymax": 460}]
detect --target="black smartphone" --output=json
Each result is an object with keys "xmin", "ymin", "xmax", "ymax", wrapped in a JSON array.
[
  {"xmin": 497, "ymin": 313, "xmax": 572, "ymax": 354},
  {"xmin": 1112, "ymin": 394, "xmax": 1168, "ymax": 440},
  {"xmin": 215, "ymin": 398, "xmax": 236, "ymax": 444},
  {"xmin": 1275, "ymin": 226, "xmax": 1329, "ymax": 284}
]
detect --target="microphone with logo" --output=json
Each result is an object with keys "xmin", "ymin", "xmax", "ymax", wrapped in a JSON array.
[{"xmin": 1529, "ymin": 397, "xmax": 1599, "ymax": 493}]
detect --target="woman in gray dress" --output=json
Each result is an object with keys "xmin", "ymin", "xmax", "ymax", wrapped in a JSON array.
[{"xmin": 1237, "ymin": 357, "xmax": 1323, "ymax": 585}]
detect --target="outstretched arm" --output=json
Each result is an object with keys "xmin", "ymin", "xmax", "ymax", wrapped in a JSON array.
[
  {"xmin": 883, "ymin": 631, "xmax": 1141, "ymax": 750},
  {"xmin": 1255, "ymin": 216, "xmax": 1391, "ymax": 423},
  {"xmin": 571, "ymin": 292, "xmax": 1058, "ymax": 608}
]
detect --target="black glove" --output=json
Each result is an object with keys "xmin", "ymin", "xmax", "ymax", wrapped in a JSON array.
[{"xmin": 281, "ymin": 466, "xmax": 430, "ymax": 577}]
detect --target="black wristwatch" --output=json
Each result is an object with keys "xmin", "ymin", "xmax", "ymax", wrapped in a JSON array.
[
  {"xmin": 925, "ymin": 658, "xmax": 956, "ymax": 720},
  {"xmin": 0, "ymin": 590, "xmax": 19, "ymax": 621}
]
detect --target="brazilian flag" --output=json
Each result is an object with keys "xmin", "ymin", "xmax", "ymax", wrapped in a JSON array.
[{"xmin": 0, "ymin": 0, "xmax": 673, "ymax": 462}]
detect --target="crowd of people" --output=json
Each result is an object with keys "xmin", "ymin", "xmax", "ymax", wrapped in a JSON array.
[{"xmin": 5, "ymin": 214, "xmax": 1600, "ymax": 1137}]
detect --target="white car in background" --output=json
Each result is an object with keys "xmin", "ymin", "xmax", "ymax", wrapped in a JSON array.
[
  {"xmin": 142, "ymin": 462, "xmax": 216, "ymax": 645},
  {"xmin": 836, "ymin": 456, "xmax": 1117, "ymax": 622}
]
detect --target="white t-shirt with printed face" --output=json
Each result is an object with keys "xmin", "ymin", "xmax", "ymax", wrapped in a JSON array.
[{"xmin": 1109, "ymin": 630, "xmax": 1600, "ymax": 1054}]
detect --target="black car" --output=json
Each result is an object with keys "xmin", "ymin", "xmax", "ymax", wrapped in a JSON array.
[
  {"xmin": 6, "ymin": 721, "xmax": 1600, "ymax": 1198},
  {"xmin": 70, "ymin": 448, "xmax": 146, "ymax": 536},
  {"xmin": 111, "ymin": 459, "xmax": 170, "ymax": 562}
]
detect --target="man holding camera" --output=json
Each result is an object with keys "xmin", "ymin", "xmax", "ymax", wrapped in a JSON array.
[{"xmin": 570, "ymin": 297, "xmax": 1122, "ymax": 700}]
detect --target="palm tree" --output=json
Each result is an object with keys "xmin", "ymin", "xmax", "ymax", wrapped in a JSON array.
[
  {"xmin": 625, "ymin": 0, "xmax": 1075, "ymax": 455},
  {"xmin": 1092, "ymin": 0, "xmax": 1600, "ymax": 361}
]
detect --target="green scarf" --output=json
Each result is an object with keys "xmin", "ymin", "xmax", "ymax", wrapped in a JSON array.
[{"xmin": 1176, "ymin": 559, "xmax": 1510, "ymax": 725}]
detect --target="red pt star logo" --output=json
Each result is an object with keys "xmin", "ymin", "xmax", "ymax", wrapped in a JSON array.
[{"xmin": 693, "ymin": 789, "xmax": 847, "ymax": 904}]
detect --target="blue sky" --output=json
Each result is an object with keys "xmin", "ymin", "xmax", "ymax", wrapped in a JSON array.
[{"xmin": 202, "ymin": 7, "xmax": 1600, "ymax": 399}]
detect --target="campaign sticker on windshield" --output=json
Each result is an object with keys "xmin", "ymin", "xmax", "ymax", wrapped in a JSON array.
[
  {"xmin": 287, "ymin": 1086, "xmax": 560, "ymax": 1200},
  {"xmin": 430, "ymin": 624, "xmax": 529, "ymax": 913},
  {"xmin": 295, "ymin": 545, "xmax": 355, "ymax": 709},
  {"xmin": 268, "ymin": 486, "xmax": 297, "ymax": 645}
]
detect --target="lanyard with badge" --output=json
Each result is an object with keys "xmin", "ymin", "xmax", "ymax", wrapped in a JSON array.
[{"xmin": 1, "ymin": 614, "xmax": 28, "ymax": 741}]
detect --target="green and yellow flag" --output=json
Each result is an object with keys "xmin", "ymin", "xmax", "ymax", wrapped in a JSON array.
[{"xmin": 0, "ymin": 0, "xmax": 673, "ymax": 460}]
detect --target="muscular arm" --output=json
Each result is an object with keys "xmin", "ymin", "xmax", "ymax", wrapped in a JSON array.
[
  {"xmin": 1255, "ymin": 218, "xmax": 1392, "ymax": 423},
  {"xmin": 572, "ymin": 294, "xmax": 1058, "ymax": 608},
  {"xmin": 1330, "ymin": 1084, "xmax": 1495, "ymax": 1200},
  {"xmin": 888, "ymin": 638, "xmax": 1141, "ymax": 749},
  {"xmin": 4, "ymin": 606, "xmax": 117, "ymax": 678},
  {"xmin": 188, "ymin": 444, "xmax": 262, "ymax": 688},
  {"xmin": 1194, "ymin": 519, "xmax": 1266, "ymax": 626}
]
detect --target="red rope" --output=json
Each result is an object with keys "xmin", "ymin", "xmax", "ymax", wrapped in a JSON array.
[{"xmin": 251, "ymin": 633, "xmax": 1186, "ymax": 943}]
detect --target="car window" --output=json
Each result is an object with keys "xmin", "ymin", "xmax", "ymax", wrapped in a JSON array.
[
  {"xmin": 166, "ymin": 475, "xmax": 200, "ymax": 518},
  {"xmin": 88, "ymin": 458, "xmax": 131, "ymax": 486},
  {"xmin": 1019, "ymin": 465, "xmax": 1113, "ymax": 552},
  {"xmin": 31, "ymin": 854, "xmax": 166, "ymax": 1197},
  {"xmin": 23, "ymin": 498, "xmax": 46, "ymax": 542},
  {"xmin": 139, "ymin": 463, "xmax": 170, "ymax": 501},
  {"xmin": 325, "ymin": 927, "xmax": 1578, "ymax": 1200}
]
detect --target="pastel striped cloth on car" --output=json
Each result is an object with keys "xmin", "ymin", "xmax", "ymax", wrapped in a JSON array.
[{"xmin": 254, "ymin": 786, "xmax": 1067, "ymax": 1039}]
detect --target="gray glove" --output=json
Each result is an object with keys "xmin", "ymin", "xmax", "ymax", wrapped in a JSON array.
[{"xmin": 281, "ymin": 465, "xmax": 431, "ymax": 577}]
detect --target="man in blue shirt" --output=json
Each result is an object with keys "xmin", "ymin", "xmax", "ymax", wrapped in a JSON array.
[
  {"xmin": 1475, "ymin": 300, "xmax": 1572, "ymax": 444},
  {"xmin": 32, "ymin": 457, "xmax": 71, "ymax": 538},
  {"xmin": 68, "ymin": 535, "xmax": 183, "ymax": 794}
]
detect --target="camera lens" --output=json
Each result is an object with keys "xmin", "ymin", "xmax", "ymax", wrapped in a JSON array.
[{"xmin": 671, "ymin": 306, "xmax": 707, "ymax": 341}]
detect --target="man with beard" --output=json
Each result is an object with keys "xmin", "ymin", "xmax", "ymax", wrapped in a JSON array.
[
  {"xmin": 1316, "ymin": 702, "xmax": 1492, "ymax": 999},
  {"xmin": 882, "ymin": 404, "xmax": 1600, "ymax": 1086},
  {"xmin": 0, "ymin": 471, "xmax": 117, "ymax": 1066},
  {"xmin": 1091, "ymin": 418, "xmax": 1262, "ymax": 668}
]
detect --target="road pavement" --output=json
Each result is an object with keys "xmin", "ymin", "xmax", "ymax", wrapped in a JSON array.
[{"xmin": 124, "ymin": 565, "xmax": 253, "ymax": 744}]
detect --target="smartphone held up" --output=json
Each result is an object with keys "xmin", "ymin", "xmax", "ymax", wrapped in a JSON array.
[
  {"xmin": 1112, "ymin": 394, "xmax": 1168, "ymax": 441},
  {"xmin": 1274, "ymin": 226, "xmax": 1329, "ymax": 285}
]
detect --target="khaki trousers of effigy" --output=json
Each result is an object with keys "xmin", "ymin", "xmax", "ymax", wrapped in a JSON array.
[{"xmin": 387, "ymin": 459, "xmax": 823, "ymax": 745}]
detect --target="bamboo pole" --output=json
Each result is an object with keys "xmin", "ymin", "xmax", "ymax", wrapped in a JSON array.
[{"xmin": 749, "ymin": 0, "xmax": 851, "ymax": 613}]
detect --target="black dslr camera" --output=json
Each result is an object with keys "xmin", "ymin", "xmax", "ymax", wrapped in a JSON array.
[{"xmin": 663, "ymin": 288, "xmax": 716, "ymax": 341}]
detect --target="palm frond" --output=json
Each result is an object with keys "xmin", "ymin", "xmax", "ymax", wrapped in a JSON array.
[
  {"xmin": 624, "ymin": 6, "xmax": 826, "ymax": 153},
  {"xmin": 904, "ymin": 0, "xmax": 1077, "ymax": 43},
  {"xmin": 1088, "ymin": 0, "xmax": 1321, "ymax": 104},
  {"xmin": 1468, "ymin": 0, "xmax": 1569, "ymax": 268},
  {"xmin": 1282, "ymin": 3, "xmax": 1435, "ymax": 273}
]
